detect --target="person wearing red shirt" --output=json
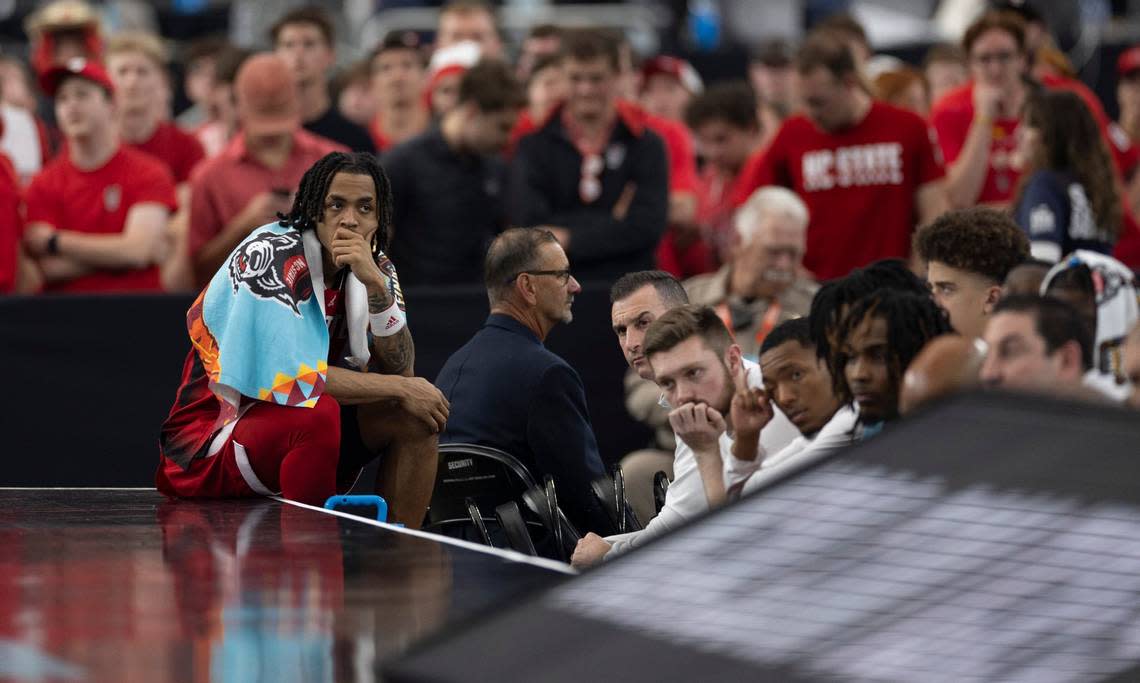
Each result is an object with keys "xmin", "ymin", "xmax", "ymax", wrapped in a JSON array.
[
  {"xmin": 367, "ymin": 32, "xmax": 429, "ymax": 153},
  {"xmin": 639, "ymin": 55, "xmax": 703, "ymax": 123},
  {"xmin": 0, "ymin": 148, "xmax": 23, "ymax": 293},
  {"xmin": 188, "ymin": 53, "xmax": 345, "ymax": 287},
  {"xmin": 932, "ymin": 12, "xmax": 1137, "ymax": 208},
  {"xmin": 684, "ymin": 81, "xmax": 764, "ymax": 265},
  {"xmin": 22, "ymin": 59, "xmax": 176, "ymax": 293},
  {"xmin": 106, "ymin": 32, "xmax": 207, "ymax": 293},
  {"xmin": 734, "ymin": 33, "xmax": 946, "ymax": 281}
]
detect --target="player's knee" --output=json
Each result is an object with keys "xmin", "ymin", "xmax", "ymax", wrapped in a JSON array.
[{"xmin": 289, "ymin": 394, "xmax": 342, "ymax": 448}]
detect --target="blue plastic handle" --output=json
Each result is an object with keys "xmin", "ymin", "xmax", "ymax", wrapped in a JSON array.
[{"xmin": 323, "ymin": 494, "xmax": 388, "ymax": 522}]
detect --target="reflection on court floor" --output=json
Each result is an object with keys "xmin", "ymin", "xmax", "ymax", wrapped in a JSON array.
[{"xmin": 0, "ymin": 489, "xmax": 563, "ymax": 682}]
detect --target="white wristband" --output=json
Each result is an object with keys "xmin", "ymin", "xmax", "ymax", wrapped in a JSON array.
[{"xmin": 369, "ymin": 300, "xmax": 406, "ymax": 337}]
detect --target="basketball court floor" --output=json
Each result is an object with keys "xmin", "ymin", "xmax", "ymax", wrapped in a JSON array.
[{"xmin": 0, "ymin": 488, "xmax": 569, "ymax": 682}]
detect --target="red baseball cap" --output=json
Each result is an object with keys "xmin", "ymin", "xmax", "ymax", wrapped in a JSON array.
[
  {"xmin": 1119, "ymin": 46, "xmax": 1140, "ymax": 78},
  {"xmin": 39, "ymin": 56, "xmax": 114, "ymax": 97},
  {"xmin": 234, "ymin": 53, "xmax": 300, "ymax": 137},
  {"xmin": 640, "ymin": 55, "xmax": 703, "ymax": 94}
]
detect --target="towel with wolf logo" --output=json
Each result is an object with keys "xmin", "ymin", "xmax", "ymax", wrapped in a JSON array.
[{"xmin": 188, "ymin": 222, "xmax": 375, "ymax": 416}]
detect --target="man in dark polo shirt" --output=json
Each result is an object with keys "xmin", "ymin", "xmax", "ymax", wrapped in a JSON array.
[
  {"xmin": 435, "ymin": 228, "xmax": 609, "ymax": 533},
  {"xmin": 508, "ymin": 28, "xmax": 669, "ymax": 284},
  {"xmin": 383, "ymin": 59, "xmax": 523, "ymax": 287},
  {"xmin": 271, "ymin": 6, "xmax": 375, "ymax": 153}
]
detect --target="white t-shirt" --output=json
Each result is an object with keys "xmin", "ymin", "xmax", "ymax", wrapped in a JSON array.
[
  {"xmin": 724, "ymin": 405, "xmax": 858, "ymax": 498},
  {"xmin": 606, "ymin": 359, "xmax": 798, "ymax": 556},
  {"xmin": 0, "ymin": 104, "xmax": 42, "ymax": 182}
]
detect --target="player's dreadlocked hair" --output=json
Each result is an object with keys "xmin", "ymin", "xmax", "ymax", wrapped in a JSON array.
[
  {"xmin": 831, "ymin": 289, "xmax": 953, "ymax": 409},
  {"xmin": 809, "ymin": 259, "xmax": 928, "ymax": 367},
  {"xmin": 278, "ymin": 151, "xmax": 394, "ymax": 254}
]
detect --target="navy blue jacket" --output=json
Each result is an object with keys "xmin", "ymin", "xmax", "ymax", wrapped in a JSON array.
[{"xmin": 435, "ymin": 313, "xmax": 609, "ymax": 533}]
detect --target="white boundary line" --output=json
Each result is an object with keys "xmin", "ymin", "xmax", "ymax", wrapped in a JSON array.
[
  {"xmin": 0, "ymin": 487, "xmax": 156, "ymax": 490},
  {"xmin": 0, "ymin": 488, "xmax": 574, "ymax": 575},
  {"xmin": 274, "ymin": 497, "xmax": 577, "ymax": 575}
]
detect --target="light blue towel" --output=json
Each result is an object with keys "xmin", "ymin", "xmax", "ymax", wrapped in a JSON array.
[{"xmin": 189, "ymin": 222, "xmax": 370, "ymax": 416}]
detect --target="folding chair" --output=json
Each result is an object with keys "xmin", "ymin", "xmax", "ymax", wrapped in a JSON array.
[
  {"xmin": 590, "ymin": 466, "xmax": 642, "ymax": 535},
  {"xmin": 426, "ymin": 443, "xmax": 572, "ymax": 560},
  {"xmin": 494, "ymin": 502, "xmax": 537, "ymax": 556}
]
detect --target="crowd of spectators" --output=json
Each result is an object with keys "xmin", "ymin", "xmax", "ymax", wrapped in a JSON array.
[{"xmin": 3, "ymin": 0, "xmax": 1140, "ymax": 557}]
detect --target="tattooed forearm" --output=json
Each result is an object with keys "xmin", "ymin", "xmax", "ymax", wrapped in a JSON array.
[
  {"xmin": 371, "ymin": 326, "xmax": 415, "ymax": 376},
  {"xmin": 368, "ymin": 288, "xmax": 394, "ymax": 313}
]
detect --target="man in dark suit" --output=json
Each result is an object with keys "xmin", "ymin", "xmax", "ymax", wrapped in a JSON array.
[{"xmin": 435, "ymin": 227, "xmax": 609, "ymax": 533}]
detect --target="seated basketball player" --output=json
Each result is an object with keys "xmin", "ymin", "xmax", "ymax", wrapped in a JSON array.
[{"xmin": 157, "ymin": 152, "xmax": 448, "ymax": 527}]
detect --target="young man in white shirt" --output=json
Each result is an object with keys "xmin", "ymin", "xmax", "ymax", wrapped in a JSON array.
[{"xmin": 571, "ymin": 294, "xmax": 797, "ymax": 568}]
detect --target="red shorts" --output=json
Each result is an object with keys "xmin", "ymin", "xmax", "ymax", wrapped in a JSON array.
[{"xmin": 157, "ymin": 394, "xmax": 377, "ymax": 500}]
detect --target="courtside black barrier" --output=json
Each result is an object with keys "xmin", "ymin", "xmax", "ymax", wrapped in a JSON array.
[{"xmin": 0, "ymin": 286, "xmax": 650, "ymax": 487}]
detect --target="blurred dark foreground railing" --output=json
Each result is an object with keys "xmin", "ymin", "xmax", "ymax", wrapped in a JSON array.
[{"xmin": 0, "ymin": 284, "xmax": 649, "ymax": 487}]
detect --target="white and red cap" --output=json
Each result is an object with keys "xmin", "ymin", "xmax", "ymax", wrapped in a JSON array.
[
  {"xmin": 427, "ymin": 40, "xmax": 482, "ymax": 92},
  {"xmin": 640, "ymin": 55, "xmax": 703, "ymax": 95},
  {"xmin": 39, "ymin": 56, "xmax": 114, "ymax": 97}
]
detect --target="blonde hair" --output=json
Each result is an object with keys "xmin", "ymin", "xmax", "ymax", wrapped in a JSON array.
[
  {"xmin": 734, "ymin": 186, "xmax": 809, "ymax": 245},
  {"xmin": 105, "ymin": 31, "xmax": 168, "ymax": 68}
]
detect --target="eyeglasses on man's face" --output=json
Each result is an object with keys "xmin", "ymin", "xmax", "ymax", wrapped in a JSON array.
[{"xmin": 507, "ymin": 269, "xmax": 573, "ymax": 285}]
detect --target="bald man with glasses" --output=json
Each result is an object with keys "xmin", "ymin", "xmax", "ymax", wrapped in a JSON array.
[{"xmin": 435, "ymin": 228, "xmax": 610, "ymax": 533}]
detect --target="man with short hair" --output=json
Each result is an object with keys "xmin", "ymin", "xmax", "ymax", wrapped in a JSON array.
[
  {"xmin": 176, "ymin": 36, "xmax": 228, "ymax": 131},
  {"xmin": 436, "ymin": 0, "xmax": 503, "ymax": 60},
  {"xmin": 516, "ymin": 23, "xmax": 561, "ymax": 81},
  {"xmin": 747, "ymin": 38, "xmax": 797, "ymax": 134},
  {"xmin": 733, "ymin": 32, "xmax": 946, "ymax": 280},
  {"xmin": 923, "ymin": 43, "xmax": 967, "ymax": 106},
  {"xmin": 384, "ymin": 60, "xmax": 523, "ymax": 287},
  {"xmin": 683, "ymin": 81, "xmax": 764, "ymax": 261},
  {"xmin": 716, "ymin": 316, "xmax": 854, "ymax": 502},
  {"xmin": 815, "ymin": 13, "xmax": 872, "ymax": 69},
  {"xmin": 106, "ymin": 32, "xmax": 208, "ymax": 292},
  {"xmin": 914, "ymin": 206, "xmax": 1030, "ymax": 339},
  {"xmin": 980, "ymin": 294, "xmax": 1092, "ymax": 396},
  {"xmin": 435, "ymin": 228, "xmax": 609, "ymax": 533},
  {"xmin": 107, "ymin": 33, "xmax": 205, "ymax": 185},
  {"xmin": 639, "ymin": 305, "xmax": 798, "ymax": 511},
  {"xmin": 573, "ymin": 298, "xmax": 798, "ymax": 567},
  {"xmin": 368, "ymin": 31, "xmax": 429, "ymax": 152},
  {"xmin": 686, "ymin": 186, "xmax": 817, "ymax": 359},
  {"xmin": 22, "ymin": 59, "xmax": 177, "ymax": 292},
  {"xmin": 188, "ymin": 53, "xmax": 345, "ymax": 286},
  {"xmin": 508, "ymin": 29, "xmax": 668, "ymax": 283},
  {"xmin": 609, "ymin": 270, "xmax": 689, "ymax": 522},
  {"xmin": 271, "ymin": 6, "xmax": 375, "ymax": 153}
]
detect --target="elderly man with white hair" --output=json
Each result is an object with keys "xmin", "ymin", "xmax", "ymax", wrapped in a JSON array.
[{"xmin": 684, "ymin": 185, "xmax": 818, "ymax": 360}]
